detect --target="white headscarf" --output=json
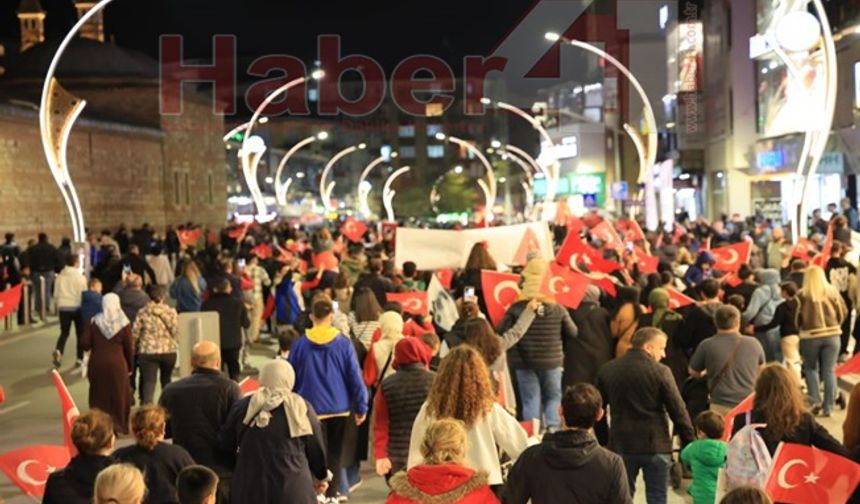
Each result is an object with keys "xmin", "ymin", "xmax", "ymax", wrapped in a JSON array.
[
  {"xmin": 379, "ymin": 311, "xmax": 404, "ymax": 340},
  {"xmin": 243, "ymin": 359, "xmax": 313, "ymax": 438},
  {"xmin": 93, "ymin": 293, "xmax": 130, "ymax": 340}
]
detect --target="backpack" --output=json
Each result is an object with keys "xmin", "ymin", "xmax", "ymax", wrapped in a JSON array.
[{"xmin": 724, "ymin": 411, "xmax": 773, "ymax": 490}]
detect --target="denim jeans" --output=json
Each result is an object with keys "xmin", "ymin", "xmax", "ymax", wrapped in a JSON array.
[
  {"xmin": 622, "ymin": 453, "xmax": 672, "ymax": 504},
  {"xmin": 337, "ymin": 463, "xmax": 361, "ymax": 496},
  {"xmin": 755, "ymin": 328, "xmax": 782, "ymax": 363},
  {"xmin": 800, "ymin": 336, "xmax": 840, "ymax": 414},
  {"xmin": 137, "ymin": 353, "xmax": 177, "ymax": 405},
  {"xmin": 515, "ymin": 367, "xmax": 562, "ymax": 430}
]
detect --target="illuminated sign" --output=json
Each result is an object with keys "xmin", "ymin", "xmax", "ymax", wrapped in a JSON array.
[
  {"xmin": 540, "ymin": 136, "xmax": 578, "ymax": 160},
  {"xmin": 757, "ymin": 149, "xmax": 786, "ymax": 169}
]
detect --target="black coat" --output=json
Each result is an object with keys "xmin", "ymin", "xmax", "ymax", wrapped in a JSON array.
[
  {"xmin": 24, "ymin": 241, "xmax": 60, "ymax": 272},
  {"xmin": 596, "ymin": 349, "xmax": 695, "ymax": 454},
  {"xmin": 499, "ymin": 301, "xmax": 578, "ymax": 370},
  {"xmin": 113, "ymin": 442, "xmax": 195, "ymax": 504},
  {"xmin": 201, "ymin": 292, "xmax": 250, "ymax": 350},
  {"xmin": 352, "ymin": 273, "xmax": 394, "ymax": 308},
  {"xmin": 506, "ymin": 430, "xmax": 632, "ymax": 504},
  {"xmin": 565, "ymin": 302, "xmax": 613, "ymax": 387},
  {"xmin": 731, "ymin": 411, "xmax": 848, "ymax": 457},
  {"xmin": 675, "ymin": 302, "xmax": 720, "ymax": 357},
  {"xmin": 42, "ymin": 454, "xmax": 113, "ymax": 504},
  {"xmin": 220, "ymin": 396, "xmax": 327, "ymax": 504},
  {"xmin": 159, "ymin": 368, "xmax": 241, "ymax": 475}
]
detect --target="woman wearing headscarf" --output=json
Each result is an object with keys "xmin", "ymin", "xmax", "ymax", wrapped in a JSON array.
[
  {"xmin": 363, "ymin": 311, "xmax": 405, "ymax": 386},
  {"xmin": 609, "ymin": 286, "xmax": 644, "ymax": 358},
  {"xmin": 220, "ymin": 359, "xmax": 327, "ymax": 504},
  {"xmin": 565, "ymin": 284, "xmax": 613, "ymax": 388},
  {"xmin": 639, "ymin": 288, "xmax": 686, "ymax": 388},
  {"xmin": 81, "ymin": 293, "xmax": 135, "ymax": 434}
]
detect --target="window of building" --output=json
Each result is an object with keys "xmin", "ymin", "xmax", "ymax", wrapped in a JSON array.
[
  {"xmin": 427, "ymin": 145, "xmax": 445, "ymax": 158},
  {"xmin": 427, "ymin": 124, "xmax": 443, "ymax": 137},
  {"xmin": 398, "ymin": 125, "xmax": 415, "ymax": 138},
  {"xmin": 399, "ymin": 146, "xmax": 416, "ymax": 158}
]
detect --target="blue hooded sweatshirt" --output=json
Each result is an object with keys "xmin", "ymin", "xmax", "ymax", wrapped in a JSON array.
[
  {"xmin": 289, "ymin": 325, "xmax": 368, "ymax": 417},
  {"xmin": 80, "ymin": 290, "xmax": 103, "ymax": 323},
  {"xmin": 684, "ymin": 251, "xmax": 715, "ymax": 289}
]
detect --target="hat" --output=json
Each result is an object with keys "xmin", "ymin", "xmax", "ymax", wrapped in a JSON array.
[
  {"xmin": 520, "ymin": 257, "xmax": 548, "ymax": 299},
  {"xmin": 393, "ymin": 338, "xmax": 432, "ymax": 369}
]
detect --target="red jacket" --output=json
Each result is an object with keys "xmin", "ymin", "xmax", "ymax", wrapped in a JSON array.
[{"xmin": 385, "ymin": 464, "xmax": 499, "ymax": 504}]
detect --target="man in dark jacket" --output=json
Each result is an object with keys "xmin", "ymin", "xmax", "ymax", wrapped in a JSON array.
[
  {"xmin": 373, "ymin": 337, "xmax": 435, "ymax": 479},
  {"xmin": 160, "ymin": 341, "xmax": 241, "ymax": 500},
  {"xmin": 201, "ymin": 277, "xmax": 250, "ymax": 381},
  {"xmin": 120, "ymin": 244, "xmax": 158, "ymax": 286},
  {"xmin": 26, "ymin": 233, "xmax": 60, "ymax": 318},
  {"xmin": 597, "ymin": 327, "xmax": 695, "ymax": 504},
  {"xmin": 506, "ymin": 383, "xmax": 632, "ymax": 504},
  {"xmin": 352, "ymin": 258, "xmax": 393, "ymax": 308},
  {"xmin": 675, "ymin": 278, "xmax": 722, "ymax": 357},
  {"xmin": 565, "ymin": 284, "xmax": 612, "ymax": 387}
]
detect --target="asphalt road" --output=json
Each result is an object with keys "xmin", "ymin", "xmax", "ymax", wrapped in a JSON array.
[{"xmin": 0, "ymin": 320, "xmax": 852, "ymax": 503}]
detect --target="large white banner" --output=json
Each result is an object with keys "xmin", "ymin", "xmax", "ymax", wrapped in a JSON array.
[{"xmin": 394, "ymin": 222, "xmax": 554, "ymax": 270}]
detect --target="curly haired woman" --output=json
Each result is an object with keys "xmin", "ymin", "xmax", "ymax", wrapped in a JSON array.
[{"xmin": 407, "ymin": 346, "xmax": 529, "ymax": 493}]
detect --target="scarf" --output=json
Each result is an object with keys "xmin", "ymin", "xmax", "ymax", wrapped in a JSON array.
[
  {"xmin": 648, "ymin": 288, "xmax": 670, "ymax": 328},
  {"xmin": 93, "ymin": 293, "xmax": 129, "ymax": 340},
  {"xmin": 243, "ymin": 359, "xmax": 312, "ymax": 438}
]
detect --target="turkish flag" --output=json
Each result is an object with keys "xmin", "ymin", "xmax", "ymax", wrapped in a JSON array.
[
  {"xmin": 0, "ymin": 283, "xmax": 23, "ymax": 319},
  {"xmin": 582, "ymin": 211, "xmax": 603, "ymax": 229},
  {"xmin": 812, "ymin": 224, "xmax": 835, "ymax": 267},
  {"xmin": 836, "ymin": 352, "xmax": 860, "ymax": 376},
  {"xmin": 238, "ymin": 377, "xmax": 260, "ymax": 397},
  {"xmin": 632, "ymin": 246, "xmax": 659, "ymax": 274},
  {"xmin": 566, "ymin": 216, "xmax": 585, "ymax": 235},
  {"xmin": 791, "ymin": 238, "xmax": 817, "ymax": 259},
  {"xmin": 274, "ymin": 244, "xmax": 294, "ymax": 264},
  {"xmin": 557, "ymin": 234, "xmax": 621, "ymax": 273},
  {"xmin": 666, "ymin": 288, "xmax": 696, "ymax": 310},
  {"xmin": 481, "ymin": 270, "xmax": 521, "ymax": 327},
  {"xmin": 590, "ymin": 221, "xmax": 622, "ymax": 250},
  {"xmin": 387, "ymin": 291, "xmax": 430, "ymax": 317},
  {"xmin": 177, "ymin": 228, "xmax": 201, "ymax": 247},
  {"xmin": 341, "ymin": 217, "xmax": 368, "ymax": 243},
  {"xmin": 250, "ymin": 243, "xmax": 273, "ymax": 260},
  {"xmin": 227, "ymin": 222, "xmax": 250, "ymax": 240},
  {"xmin": 0, "ymin": 445, "xmax": 71, "ymax": 498},
  {"xmin": 618, "ymin": 218, "xmax": 646, "ymax": 242},
  {"xmin": 710, "ymin": 241, "xmax": 751, "ymax": 273},
  {"xmin": 765, "ymin": 442, "xmax": 860, "ymax": 504},
  {"xmin": 50, "ymin": 370, "xmax": 79, "ymax": 458},
  {"xmin": 722, "ymin": 393, "xmax": 755, "ymax": 441},
  {"xmin": 539, "ymin": 262, "xmax": 589, "ymax": 309},
  {"xmin": 722, "ymin": 272, "xmax": 743, "ymax": 288},
  {"xmin": 436, "ymin": 269, "xmax": 454, "ymax": 290},
  {"xmin": 512, "ymin": 228, "xmax": 543, "ymax": 266}
]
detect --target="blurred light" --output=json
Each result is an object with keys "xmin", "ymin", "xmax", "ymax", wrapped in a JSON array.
[
  {"xmin": 499, "ymin": 177, "xmax": 507, "ymax": 183},
  {"xmin": 535, "ymin": 172, "xmax": 545, "ymax": 179},
  {"xmin": 490, "ymin": 140, "xmax": 502, "ymax": 149},
  {"xmin": 545, "ymin": 32, "xmax": 561, "ymax": 42},
  {"xmin": 311, "ymin": 69, "xmax": 325, "ymax": 80},
  {"xmin": 480, "ymin": 97, "xmax": 492, "ymax": 105},
  {"xmin": 768, "ymin": 60, "xmax": 778, "ymax": 70},
  {"xmin": 391, "ymin": 152, "xmax": 399, "ymax": 158},
  {"xmin": 775, "ymin": 11, "xmax": 821, "ymax": 52},
  {"xmin": 358, "ymin": 143, "xmax": 367, "ymax": 149},
  {"xmin": 296, "ymin": 172, "xmax": 305, "ymax": 178},
  {"xmin": 762, "ymin": 67, "xmax": 769, "ymax": 74},
  {"xmin": 359, "ymin": 181, "xmax": 372, "ymax": 192},
  {"xmin": 245, "ymin": 135, "xmax": 266, "ymax": 154},
  {"xmin": 666, "ymin": 122, "xmax": 676, "ymax": 128},
  {"xmin": 259, "ymin": 117, "xmax": 269, "ymax": 124},
  {"xmin": 226, "ymin": 145, "xmax": 232, "ymax": 150},
  {"xmin": 716, "ymin": 172, "xmax": 724, "ymax": 179},
  {"xmin": 435, "ymin": 132, "xmax": 446, "ymax": 141},
  {"xmin": 317, "ymin": 131, "xmax": 329, "ymax": 140},
  {"xmin": 264, "ymin": 177, "xmax": 273, "ymax": 184},
  {"xmin": 659, "ymin": 5, "xmax": 669, "ymax": 30},
  {"xmin": 679, "ymin": 173, "xmax": 691, "ymax": 180},
  {"xmin": 486, "ymin": 148, "xmax": 495, "ymax": 154},
  {"xmin": 454, "ymin": 165, "xmax": 463, "ymax": 174}
]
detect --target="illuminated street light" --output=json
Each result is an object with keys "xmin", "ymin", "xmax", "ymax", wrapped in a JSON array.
[
  {"xmin": 357, "ymin": 153, "xmax": 397, "ymax": 216},
  {"xmin": 546, "ymin": 32, "xmax": 657, "ymax": 185},
  {"xmin": 383, "ymin": 166, "xmax": 411, "ymax": 222},
  {"xmin": 436, "ymin": 133, "xmax": 497, "ymax": 208},
  {"xmin": 274, "ymin": 131, "xmax": 328, "ymax": 206},
  {"xmin": 319, "ymin": 143, "xmax": 368, "ymax": 211}
]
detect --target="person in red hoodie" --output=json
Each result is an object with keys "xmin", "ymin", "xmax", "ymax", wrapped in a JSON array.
[{"xmin": 386, "ymin": 418, "xmax": 499, "ymax": 504}]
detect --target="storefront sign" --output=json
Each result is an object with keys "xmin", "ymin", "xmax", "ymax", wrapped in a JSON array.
[{"xmin": 611, "ymin": 181, "xmax": 629, "ymax": 200}]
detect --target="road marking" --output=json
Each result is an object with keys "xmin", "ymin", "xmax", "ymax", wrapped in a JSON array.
[
  {"xmin": 0, "ymin": 333, "xmax": 35, "ymax": 348},
  {"xmin": 0, "ymin": 401, "xmax": 31, "ymax": 416}
]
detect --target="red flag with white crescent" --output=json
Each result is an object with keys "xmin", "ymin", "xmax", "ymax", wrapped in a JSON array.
[
  {"xmin": 386, "ymin": 291, "xmax": 430, "ymax": 317},
  {"xmin": 50, "ymin": 370, "xmax": 79, "ymax": 457},
  {"xmin": 566, "ymin": 216, "xmax": 585, "ymax": 235},
  {"xmin": 539, "ymin": 262, "xmax": 589, "ymax": 310},
  {"xmin": 227, "ymin": 222, "xmax": 250, "ymax": 240},
  {"xmin": 250, "ymin": 243, "xmax": 273, "ymax": 260},
  {"xmin": 618, "ymin": 218, "xmax": 646, "ymax": 242},
  {"xmin": 632, "ymin": 246, "xmax": 659, "ymax": 275},
  {"xmin": 481, "ymin": 270, "xmax": 521, "ymax": 327},
  {"xmin": 177, "ymin": 228, "xmax": 201, "ymax": 247},
  {"xmin": 341, "ymin": 217, "xmax": 368, "ymax": 243},
  {"xmin": 0, "ymin": 283, "xmax": 23, "ymax": 319},
  {"xmin": 590, "ymin": 221, "xmax": 622, "ymax": 250},
  {"xmin": 238, "ymin": 377, "xmax": 260, "ymax": 397},
  {"xmin": 666, "ymin": 288, "xmax": 695, "ymax": 310},
  {"xmin": 512, "ymin": 228, "xmax": 543, "ymax": 266},
  {"xmin": 0, "ymin": 445, "xmax": 71, "ymax": 498},
  {"xmin": 764, "ymin": 442, "xmax": 860, "ymax": 504},
  {"xmin": 721, "ymin": 393, "xmax": 754, "ymax": 441},
  {"xmin": 710, "ymin": 241, "xmax": 751, "ymax": 273}
]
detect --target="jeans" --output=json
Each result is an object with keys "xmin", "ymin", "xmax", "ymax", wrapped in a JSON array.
[
  {"xmin": 622, "ymin": 453, "xmax": 672, "ymax": 504},
  {"xmin": 55, "ymin": 309, "xmax": 83, "ymax": 360},
  {"xmin": 321, "ymin": 416, "xmax": 348, "ymax": 498},
  {"xmin": 515, "ymin": 367, "xmax": 562, "ymax": 430},
  {"xmin": 337, "ymin": 463, "xmax": 361, "ymax": 496},
  {"xmin": 800, "ymin": 336, "xmax": 840, "ymax": 414},
  {"xmin": 137, "ymin": 353, "xmax": 177, "ymax": 405},
  {"xmin": 755, "ymin": 328, "xmax": 782, "ymax": 363},
  {"xmin": 32, "ymin": 270, "xmax": 54, "ymax": 316}
]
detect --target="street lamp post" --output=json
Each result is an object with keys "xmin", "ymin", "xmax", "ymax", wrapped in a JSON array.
[
  {"xmin": 357, "ymin": 152, "xmax": 398, "ymax": 216},
  {"xmin": 319, "ymin": 142, "xmax": 367, "ymax": 212},
  {"xmin": 274, "ymin": 131, "xmax": 328, "ymax": 206},
  {"xmin": 435, "ymin": 133, "xmax": 497, "ymax": 209},
  {"xmin": 382, "ymin": 166, "xmax": 411, "ymax": 222}
]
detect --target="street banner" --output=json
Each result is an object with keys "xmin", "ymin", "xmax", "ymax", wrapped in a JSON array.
[
  {"xmin": 481, "ymin": 270, "xmax": 521, "ymax": 327},
  {"xmin": 764, "ymin": 442, "xmax": 860, "ymax": 504},
  {"xmin": 386, "ymin": 291, "xmax": 429, "ymax": 317},
  {"xmin": 50, "ymin": 370, "xmax": 80, "ymax": 457},
  {"xmin": 341, "ymin": 217, "xmax": 367, "ymax": 243},
  {"xmin": 177, "ymin": 229, "xmax": 201, "ymax": 247},
  {"xmin": 394, "ymin": 223, "xmax": 553, "ymax": 270},
  {"xmin": 539, "ymin": 262, "xmax": 588, "ymax": 310},
  {"xmin": 0, "ymin": 283, "xmax": 23, "ymax": 319},
  {"xmin": 0, "ymin": 445, "xmax": 71, "ymax": 498}
]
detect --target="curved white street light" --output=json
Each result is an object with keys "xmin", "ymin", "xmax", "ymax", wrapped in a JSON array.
[
  {"xmin": 319, "ymin": 143, "xmax": 367, "ymax": 211},
  {"xmin": 382, "ymin": 166, "xmax": 411, "ymax": 222},
  {"xmin": 241, "ymin": 71, "xmax": 323, "ymax": 219},
  {"xmin": 546, "ymin": 32, "xmax": 657, "ymax": 186},
  {"xmin": 40, "ymin": 0, "xmax": 117, "ymax": 243},
  {"xmin": 429, "ymin": 166, "xmax": 492, "ymax": 214},
  {"xmin": 499, "ymin": 150, "xmax": 536, "ymax": 212},
  {"xmin": 274, "ymin": 131, "xmax": 328, "ymax": 206},
  {"xmin": 357, "ymin": 152, "xmax": 398, "ymax": 216},
  {"xmin": 503, "ymin": 144, "xmax": 546, "ymax": 180},
  {"xmin": 435, "ymin": 132, "xmax": 497, "ymax": 208}
]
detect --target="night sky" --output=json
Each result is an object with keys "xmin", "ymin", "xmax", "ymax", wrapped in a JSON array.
[{"xmin": 1, "ymin": 0, "xmax": 536, "ymax": 72}]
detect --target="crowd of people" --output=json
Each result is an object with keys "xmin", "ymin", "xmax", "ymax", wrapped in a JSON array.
[{"xmin": 2, "ymin": 208, "xmax": 860, "ymax": 503}]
